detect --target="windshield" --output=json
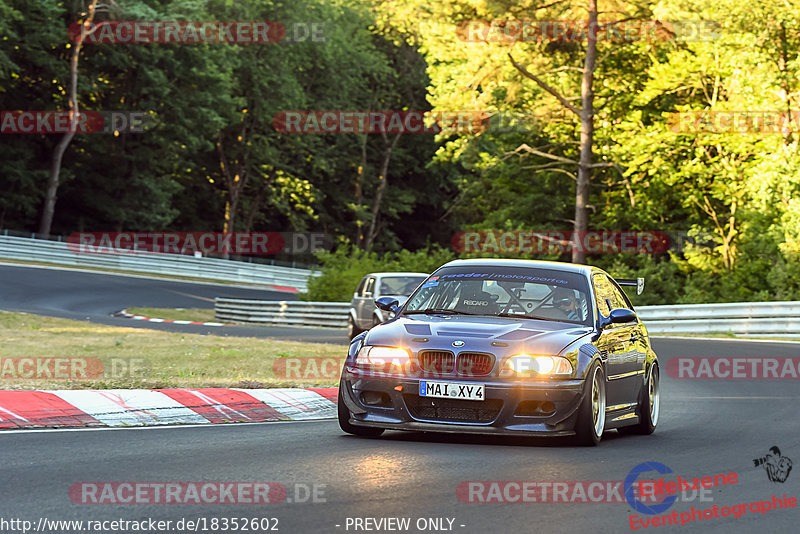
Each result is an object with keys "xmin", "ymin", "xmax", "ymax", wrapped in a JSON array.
[
  {"xmin": 404, "ymin": 265, "xmax": 593, "ymax": 325},
  {"xmin": 378, "ymin": 276, "xmax": 427, "ymax": 296}
]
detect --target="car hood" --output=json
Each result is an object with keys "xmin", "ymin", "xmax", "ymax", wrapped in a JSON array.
[{"xmin": 364, "ymin": 314, "xmax": 594, "ymax": 356}]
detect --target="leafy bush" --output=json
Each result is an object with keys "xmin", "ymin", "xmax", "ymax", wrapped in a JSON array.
[{"xmin": 301, "ymin": 244, "xmax": 455, "ymax": 302}]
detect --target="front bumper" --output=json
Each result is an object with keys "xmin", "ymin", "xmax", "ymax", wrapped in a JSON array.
[{"xmin": 340, "ymin": 367, "xmax": 587, "ymax": 436}]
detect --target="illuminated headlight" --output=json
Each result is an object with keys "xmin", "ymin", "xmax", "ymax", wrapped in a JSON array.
[
  {"xmin": 501, "ymin": 355, "xmax": 573, "ymax": 376},
  {"xmin": 355, "ymin": 346, "xmax": 411, "ymax": 368}
]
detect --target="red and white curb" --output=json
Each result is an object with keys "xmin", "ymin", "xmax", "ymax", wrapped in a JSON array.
[
  {"xmin": 267, "ymin": 285, "xmax": 300, "ymax": 293},
  {"xmin": 0, "ymin": 388, "xmax": 338, "ymax": 429},
  {"xmin": 114, "ymin": 310, "xmax": 228, "ymax": 327}
]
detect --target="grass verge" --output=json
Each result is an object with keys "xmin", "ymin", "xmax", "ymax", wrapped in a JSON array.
[{"xmin": 0, "ymin": 311, "xmax": 343, "ymax": 390}]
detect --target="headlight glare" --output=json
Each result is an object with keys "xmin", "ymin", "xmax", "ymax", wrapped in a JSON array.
[
  {"xmin": 502, "ymin": 354, "xmax": 573, "ymax": 376},
  {"xmin": 355, "ymin": 346, "xmax": 410, "ymax": 367}
]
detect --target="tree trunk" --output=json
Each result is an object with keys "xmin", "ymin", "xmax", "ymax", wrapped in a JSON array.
[
  {"xmin": 364, "ymin": 132, "xmax": 401, "ymax": 252},
  {"xmin": 572, "ymin": 0, "xmax": 598, "ymax": 264},
  {"xmin": 217, "ymin": 132, "xmax": 249, "ymax": 258},
  {"xmin": 778, "ymin": 23, "xmax": 794, "ymax": 145},
  {"xmin": 39, "ymin": 1, "xmax": 99, "ymax": 237},
  {"xmin": 355, "ymin": 133, "xmax": 367, "ymax": 247},
  {"xmin": 243, "ymin": 182, "xmax": 269, "ymax": 232}
]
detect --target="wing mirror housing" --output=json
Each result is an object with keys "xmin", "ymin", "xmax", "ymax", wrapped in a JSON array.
[
  {"xmin": 594, "ymin": 308, "xmax": 637, "ymax": 340},
  {"xmin": 375, "ymin": 296, "xmax": 401, "ymax": 315},
  {"xmin": 609, "ymin": 308, "xmax": 637, "ymax": 324}
]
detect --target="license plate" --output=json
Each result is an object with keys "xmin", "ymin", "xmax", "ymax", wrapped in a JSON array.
[{"xmin": 419, "ymin": 380, "xmax": 484, "ymax": 401}]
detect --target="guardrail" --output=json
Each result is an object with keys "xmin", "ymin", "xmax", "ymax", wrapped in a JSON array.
[
  {"xmin": 214, "ymin": 299, "xmax": 800, "ymax": 337},
  {"xmin": 215, "ymin": 299, "xmax": 348, "ymax": 327},
  {"xmin": 0, "ymin": 234, "xmax": 313, "ymax": 291},
  {"xmin": 637, "ymin": 302, "xmax": 800, "ymax": 336}
]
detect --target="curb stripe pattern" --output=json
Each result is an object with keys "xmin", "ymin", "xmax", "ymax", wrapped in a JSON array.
[
  {"xmin": 0, "ymin": 388, "xmax": 337, "ymax": 429},
  {"xmin": 114, "ymin": 310, "xmax": 228, "ymax": 327}
]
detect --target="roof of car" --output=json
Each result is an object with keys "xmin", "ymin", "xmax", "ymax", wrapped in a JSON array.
[
  {"xmin": 366, "ymin": 272, "xmax": 429, "ymax": 277},
  {"xmin": 439, "ymin": 258, "xmax": 598, "ymax": 276}
]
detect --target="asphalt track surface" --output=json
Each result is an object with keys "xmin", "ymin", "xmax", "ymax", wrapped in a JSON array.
[
  {"xmin": 1, "ymin": 337, "xmax": 799, "ymax": 533},
  {"xmin": 1, "ymin": 264, "xmax": 799, "ymax": 533},
  {"xmin": 0, "ymin": 263, "xmax": 348, "ymax": 343}
]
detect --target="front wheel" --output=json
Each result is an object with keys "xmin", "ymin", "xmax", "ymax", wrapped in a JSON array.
[
  {"xmin": 337, "ymin": 384, "xmax": 384, "ymax": 437},
  {"xmin": 618, "ymin": 364, "xmax": 659, "ymax": 436},
  {"xmin": 574, "ymin": 361, "xmax": 606, "ymax": 446}
]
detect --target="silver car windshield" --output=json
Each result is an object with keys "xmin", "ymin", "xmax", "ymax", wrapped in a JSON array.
[
  {"xmin": 378, "ymin": 276, "xmax": 427, "ymax": 296},
  {"xmin": 404, "ymin": 267, "xmax": 592, "ymax": 325}
]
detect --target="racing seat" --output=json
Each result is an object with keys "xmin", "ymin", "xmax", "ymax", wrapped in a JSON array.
[{"xmin": 457, "ymin": 285, "xmax": 499, "ymax": 315}]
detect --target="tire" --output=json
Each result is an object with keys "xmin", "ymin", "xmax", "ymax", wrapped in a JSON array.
[
  {"xmin": 338, "ymin": 384, "xmax": 384, "ymax": 437},
  {"xmin": 347, "ymin": 316, "xmax": 362, "ymax": 340},
  {"xmin": 574, "ymin": 361, "xmax": 606, "ymax": 446},
  {"xmin": 618, "ymin": 364, "xmax": 659, "ymax": 436},
  {"xmin": 371, "ymin": 314, "xmax": 382, "ymax": 328}
]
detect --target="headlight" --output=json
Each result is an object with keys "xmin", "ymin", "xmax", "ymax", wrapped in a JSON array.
[
  {"xmin": 501, "ymin": 355, "xmax": 573, "ymax": 377},
  {"xmin": 355, "ymin": 346, "xmax": 411, "ymax": 368}
]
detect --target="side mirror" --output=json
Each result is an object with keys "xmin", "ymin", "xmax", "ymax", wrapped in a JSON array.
[
  {"xmin": 609, "ymin": 308, "xmax": 636, "ymax": 323},
  {"xmin": 594, "ymin": 308, "xmax": 637, "ymax": 340},
  {"xmin": 375, "ymin": 296, "xmax": 400, "ymax": 314}
]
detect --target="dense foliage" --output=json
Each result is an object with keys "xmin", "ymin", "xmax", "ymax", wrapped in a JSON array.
[{"xmin": 1, "ymin": 0, "xmax": 798, "ymax": 303}]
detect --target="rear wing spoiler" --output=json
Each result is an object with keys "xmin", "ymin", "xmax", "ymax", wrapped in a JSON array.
[{"xmin": 615, "ymin": 277, "xmax": 645, "ymax": 295}]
